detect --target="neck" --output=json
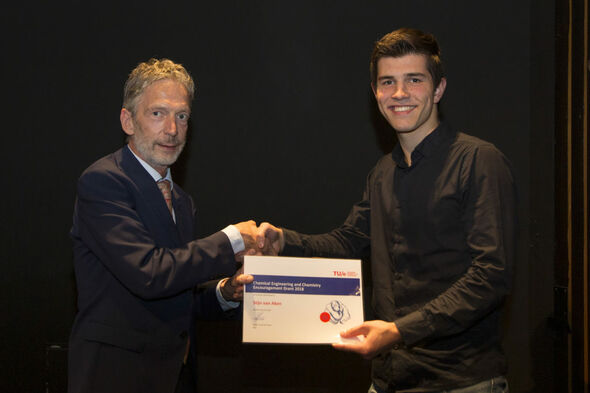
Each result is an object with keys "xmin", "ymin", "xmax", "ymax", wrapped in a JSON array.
[{"xmin": 396, "ymin": 121, "xmax": 440, "ymax": 166}]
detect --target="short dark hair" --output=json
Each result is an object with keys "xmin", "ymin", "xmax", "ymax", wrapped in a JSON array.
[{"xmin": 370, "ymin": 28, "xmax": 444, "ymax": 88}]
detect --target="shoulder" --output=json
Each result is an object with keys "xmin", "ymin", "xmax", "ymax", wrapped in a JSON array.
[
  {"xmin": 80, "ymin": 150, "xmax": 121, "ymax": 177},
  {"xmin": 372, "ymin": 153, "xmax": 396, "ymax": 173},
  {"xmin": 361, "ymin": 153, "xmax": 397, "ymax": 194},
  {"xmin": 76, "ymin": 148, "xmax": 133, "ymax": 198},
  {"xmin": 364, "ymin": 153, "xmax": 395, "ymax": 183},
  {"xmin": 450, "ymin": 132, "xmax": 511, "ymax": 166},
  {"xmin": 450, "ymin": 132, "xmax": 515, "ymax": 191},
  {"xmin": 453, "ymin": 132, "xmax": 494, "ymax": 151},
  {"xmin": 452, "ymin": 132, "xmax": 503, "ymax": 154}
]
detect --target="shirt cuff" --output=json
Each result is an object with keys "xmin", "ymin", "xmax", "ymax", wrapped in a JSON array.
[
  {"xmin": 215, "ymin": 278, "xmax": 240, "ymax": 311},
  {"xmin": 394, "ymin": 309, "xmax": 435, "ymax": 347},
  {"xmin": 221, "ymin": 225, "xmax": 245, "ymax": 254}
]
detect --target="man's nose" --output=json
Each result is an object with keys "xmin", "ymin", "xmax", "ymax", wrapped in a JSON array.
[
  {"xmin": 391, "ymin": 83, "xmax": 409, "ymax": 99},
  {"xmin": 165, "ymin": 116, "xmax": 177, "ymax": 136}
]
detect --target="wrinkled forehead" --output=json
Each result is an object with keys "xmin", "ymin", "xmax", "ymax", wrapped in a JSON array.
[{"xmin": 137, "ymin": 79, "xmax": 192, "ymax": 108}]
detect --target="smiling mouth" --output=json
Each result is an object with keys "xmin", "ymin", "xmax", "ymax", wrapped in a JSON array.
[
  {"xmin": 158, "ymin": 143, "xmax": 179, "ymax": 150},
  {"xmin": 392, "ymin": 105, "xmax": 415, "ymax": 112}
]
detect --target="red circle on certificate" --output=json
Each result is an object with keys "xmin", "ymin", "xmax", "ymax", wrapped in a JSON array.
[{"xmin": 320, "ymin": 312, "xmax": 330, "ymax": 323}]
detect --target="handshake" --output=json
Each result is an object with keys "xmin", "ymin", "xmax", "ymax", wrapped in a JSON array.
[
  {"xmin": 219, "ymin": 220, "xmax": 283, "ymax": 303},
  {"xmin": 233, "ymin": 220, "xmax": 285, "ymax": 260}
]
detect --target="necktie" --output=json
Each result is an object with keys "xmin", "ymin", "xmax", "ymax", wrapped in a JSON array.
[
  {"xmin": 158, "ymin": 178, "xmax": 188, "ymax": 362},
  {"xmin": 157, "ymin": 179, "xmax": 173, "ymax": 214}
]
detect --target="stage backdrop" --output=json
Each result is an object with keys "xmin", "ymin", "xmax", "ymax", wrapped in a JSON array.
[{"xmin": 2, "ymin": 1, "xmax": 556, "ymax": 392}]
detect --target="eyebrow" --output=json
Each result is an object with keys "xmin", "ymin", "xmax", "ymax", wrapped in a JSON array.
[
  {"xmin": 147, "ymin": 105, "xmax": 190, "ymax": 113},
  {"xmin": 377, "ymin": 72, "xmax": 429, "ymax": 81},
  {"xmin": 405, "ymin": 72, "xmax": 428, "ymax": 78}
]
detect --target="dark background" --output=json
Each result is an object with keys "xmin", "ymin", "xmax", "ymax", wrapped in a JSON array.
[{"xmin": 2, "ymin": 1, "xmax": 557, "ymax": 392}]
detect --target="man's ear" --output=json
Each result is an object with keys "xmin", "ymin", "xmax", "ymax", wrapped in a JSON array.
[
  {"xmin": 433, "ymin": 77, "xmax": 447, "ymax": 104},
  {"xmin": 120, "ymin": 108, "xmax": 134, "ymax": 136}
]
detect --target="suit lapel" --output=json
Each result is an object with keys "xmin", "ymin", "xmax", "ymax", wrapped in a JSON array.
[
  {"xmin": 117, "ymin": 147, "xmax": 183, "ymax": 246},
  {"xmin": 172, "ymin": 189, "xmax": 194, "ymax": 244}
]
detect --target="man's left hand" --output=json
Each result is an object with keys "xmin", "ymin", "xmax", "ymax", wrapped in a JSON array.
[
  {"xmin": 332, "ymin": 320, "xmax": 402, "ymax": 359},
  {"xmin": 220, "ymin": 266, "xmax": 254, "ymax": 302}
]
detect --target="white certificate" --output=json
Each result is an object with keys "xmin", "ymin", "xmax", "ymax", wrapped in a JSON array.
[{"xmin": 242, "ymin": 255, "xmax": 364, "ymax": 344}]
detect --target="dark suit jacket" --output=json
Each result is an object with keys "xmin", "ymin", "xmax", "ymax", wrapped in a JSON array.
[{"xmin": 68, "ymin": 146, "xmax": 236, "ymax": 393}]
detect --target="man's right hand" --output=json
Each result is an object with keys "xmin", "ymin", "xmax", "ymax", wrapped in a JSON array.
[
  {"xmin": 233, "ymin": 220, "xmax": 261, "ymax": 260},
  {"xmin": 256, "ymin": 222, "xmax": 284, "ymax": 255}
]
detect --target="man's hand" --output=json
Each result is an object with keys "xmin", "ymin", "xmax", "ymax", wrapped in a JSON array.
[
  {"xmin": 256, "ymin": 222, "xmax": 284, "ymax": 255},
  {"xmin": 234, "ymin": 220, "xmax": 268, "ymax": 261},
  {"xmin": 219, "ymin": 266, "xmax": 254, "ymax": 302},
  {"xmin": 332, "ymin": 320, "xmax": 402, "ymax": 359},
  {"xmin": 234, "ymin": 220, "xmax": 259, "ymax": 252}
]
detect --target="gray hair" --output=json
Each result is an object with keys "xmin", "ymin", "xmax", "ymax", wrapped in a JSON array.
[{"xmin": 123, "ymin": 58, "xmax": 195, "ymax": 114}]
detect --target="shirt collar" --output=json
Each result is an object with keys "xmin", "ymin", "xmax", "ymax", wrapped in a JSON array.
[
  {"xmin": 391, "ymin": 122, "xmax": 452, "ymax": 168},
  {"xmin": 126, "ymin": 145, "xmax": 173, "ymax": 188},
  {"xmin": 414, "ymin": 121, "xmax": 450, "ymax": 158}
]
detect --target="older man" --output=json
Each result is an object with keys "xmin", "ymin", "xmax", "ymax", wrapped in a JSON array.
[{"xmin": 69, "ymin": 58, "xmax": 255, "ymax": 393}]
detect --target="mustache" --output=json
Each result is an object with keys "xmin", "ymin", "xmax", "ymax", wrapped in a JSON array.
[{"xmin": 158, "ymin": 137, "xmax": 184, "ymax": 145}]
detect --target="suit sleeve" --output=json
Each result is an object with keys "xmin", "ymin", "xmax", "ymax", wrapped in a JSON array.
[
  {"xmin": 71, "ymin": 166, "xmax": 236, "ymax": 301},
  {"xmin": 192, "ymin": 281, "xmax": 241, "ymax": 320}
]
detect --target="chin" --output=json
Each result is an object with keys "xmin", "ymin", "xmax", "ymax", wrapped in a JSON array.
[{"xmin": 390, "ymin": 124, "xmax": 416, "ymax": 133}]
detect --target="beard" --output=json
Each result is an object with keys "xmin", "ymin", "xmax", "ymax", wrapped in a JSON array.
[{"xmin": 132, "ymin": 133, "xmax": 186, "ymax": 171}]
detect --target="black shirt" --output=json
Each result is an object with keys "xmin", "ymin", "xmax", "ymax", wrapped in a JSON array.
[{"xmin": 283, "ymin": 122, "xmax": 517, "ymax": 391}]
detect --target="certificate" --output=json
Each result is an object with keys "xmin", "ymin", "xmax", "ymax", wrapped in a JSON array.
[{"xmin": 242, "ymin": 255, "xmax": 364, "ymax": 344}]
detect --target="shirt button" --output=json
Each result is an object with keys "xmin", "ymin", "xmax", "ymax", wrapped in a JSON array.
[{"xmin": 393, "ymin": 344, "xmax": 400, "ymax": 350}]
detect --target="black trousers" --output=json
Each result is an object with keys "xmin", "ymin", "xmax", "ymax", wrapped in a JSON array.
[{"xmin": 174, "ymin": 353, "xmax": 197, "ymax": 393}]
